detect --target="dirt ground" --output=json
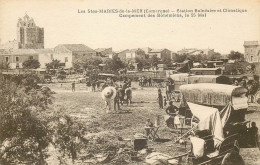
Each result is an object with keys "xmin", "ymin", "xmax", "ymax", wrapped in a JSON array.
[{"xmin": 45, "ymin": 82, "xmax": 260, "ymax": 165}]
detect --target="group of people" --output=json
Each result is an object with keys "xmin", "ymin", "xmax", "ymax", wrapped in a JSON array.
[
  {"xmin": 86, "ymin": 80, "xmax": 101, "ymax": 92},
  {"xmin": 157, "ymin": 85, "xmax": 183, "ymax": 129},
  {"xmin": 104, "ymin": 79, "xmax": 133, "ymax": 114},
  {"xmin": 139, "ymin": 76, "xmax": 152, "ymax": 87},
  {"xmin": 233, "ymin": 75, "xmax": 259, "ymax": 103},
  {"xmin": 157, "ymin": 80, "xmax": 176, "ymax": 109}
]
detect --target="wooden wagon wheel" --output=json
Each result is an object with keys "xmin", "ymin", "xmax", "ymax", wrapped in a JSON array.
[{"xmin": 221, "ymin": 151, "xmax": 245, "ymax": 165}]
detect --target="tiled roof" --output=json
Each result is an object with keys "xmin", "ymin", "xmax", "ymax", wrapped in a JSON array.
[
  {"xmin": 59, "ymin": 44, "xmax": 95, "ymax": 52},
  {"xmin": 34, "ymin": 49, "xmax": 54, "ymax": 53},
  {"xmin": 0, "ymin": 49, "xmax": 38, "ymax": 55},
  {"xmin": 244, "ymin": 41, "xmax": 259, "ymax": 46},
  {"xmin": 0, "ymin": 49, "xmax": 10, "ymax": 54},
  {"xmin": 127, "ymin": 49, "xmax": 138, "ymax": 53},
  {"xmin": 116, "ymin": 49, "xmax": 129, "ymax": 54},
  {"xmin": 149, "ymin": 49, "xmax": 164, "ymax": 53},
  {"xmin": 95, "ymin": 48, "xmax": 107, "ymax": 52}
]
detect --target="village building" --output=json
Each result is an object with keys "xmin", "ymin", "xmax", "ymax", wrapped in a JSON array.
[
  {"xmin": 0, "ymin": 39, "xmax": 20, "ymax": 49},
  {"xmin": 115, "ymin": 49, "xmax": 129, "ymax": 61},
  {"xmin": 177, "ymin": 48, "xmax": 215, "ymax": 56},
  {"xmin": 0, "ymin": 14, "xmax": 44, "ymax": 50},
  {"xmin": 0, "ymin": 49, "xmax": 39, "ymax": 69},
  {"xmin": 95, "ymin": 47, "xmax": 113, "ymax": 57},
  {"xmin": 149, "ymin": 49, "xmax": 171, "ymax": 60},
  {"xmin": 17, "ymin": 14, "xmax": 44, "ymax": 49},
  {"xmin": 35, "ymin": 49, "xmax": 72, "ymax": 69},
  {"xmin": 140, "ymin": 47, "xmax": 152, "ymax": 55},
  {"xmin": 244, "ymin": 41, "xmax": 260, "ymax": 63},
  {"xmin": 54, "ymin": 44, "xmax": 96, "ymax": 67},
  {"xmin": 125, "ymin": 48, "xmax": 146, "ymax": 62}
]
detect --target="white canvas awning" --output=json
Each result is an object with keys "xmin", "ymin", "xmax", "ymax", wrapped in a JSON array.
[{"xmin": 187, "ymin": 102, "xmax": 224, "ymax": 141}]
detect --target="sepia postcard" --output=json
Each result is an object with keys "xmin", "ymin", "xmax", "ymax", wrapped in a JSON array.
[{"xmin": 0, "ymin": 0, "xmax": 260, "ymax": 164}]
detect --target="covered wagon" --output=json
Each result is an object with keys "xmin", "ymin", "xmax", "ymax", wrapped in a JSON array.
[
  {"xmin": 173, "ymin": 83, "xmax": 257, "ymax": 164},
  {"xmin": 187, "ymin": 75, "xmax": 231, "ymax": 85}
]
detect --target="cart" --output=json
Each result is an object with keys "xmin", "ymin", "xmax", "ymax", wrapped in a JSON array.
[{"xmin": 172, "ymin": 83, "xmax": 257, "ymax": 164}]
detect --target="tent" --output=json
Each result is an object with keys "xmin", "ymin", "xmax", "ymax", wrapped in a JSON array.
[
  {"xmin": 187, "ymin": 102, "xmax": 236, "ymax": 144},
  {"xmin": 187, "ymin": 102, "xmax": 224, "ymax": 143}
]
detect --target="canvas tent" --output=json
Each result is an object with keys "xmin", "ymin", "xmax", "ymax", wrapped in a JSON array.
[{"xmin": 187, "ymin": 102, "xmax": 224, "ymax": 142}]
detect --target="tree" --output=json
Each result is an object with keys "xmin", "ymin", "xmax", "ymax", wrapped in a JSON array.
[
  {"xmin": 22, "ymin": 59, "xmax": 40, "ymax": 69},
  {"xmin": 174, "ymin": 54, "xmax": 187, "ymax": 63},
  {"xmin": 161, "ymin": 55, "xmax": 172, "ymax": 67},
  {"xmin": 46, "ymin": 59, "xmax": 61, "ymax": 70},
  {"xmin": 149, "ymin": 55, "xmax": 159, "ymax": 69},
  {"xmin": 0, "ymin": 62, "xmax": 9, "ymax": 70},
  {"xmin": 208, "ymin": 52, "xmax": 222, "ymax": 61},
  {"xmin": 135, "ymin": 57, "xmax": 150, "ymax": 70},
  {"xmin": 103, "ymin": 56, "xmax": 125, "ymax": 73},
  {"xmin": 228, "ymin": 51, "xmax": 244, "ymax": 61},
  {"xmin": 73, "ymin": 57, "xmax": 103, "ymax": 73}
]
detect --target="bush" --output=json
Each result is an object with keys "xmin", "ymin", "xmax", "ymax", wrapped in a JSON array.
[{"xmin": 0, "ymin": 76, "xmax": 53, "ymax": 164}]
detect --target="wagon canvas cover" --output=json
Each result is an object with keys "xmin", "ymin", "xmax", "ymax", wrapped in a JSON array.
[{"xmin": 180, "ymin": 83, "xmax": 248, "ymax": 108}]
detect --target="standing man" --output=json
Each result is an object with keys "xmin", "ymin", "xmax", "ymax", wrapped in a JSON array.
[
  {"xmin": 125, "ymin": 87, "xmax": 132, "ymax": 106},
  {"xmin": 114, "ymin": 87, "xmax": 121, "ymax": 112},
  {"xmin": 157, "ymin": 89, "xmax": 163, "ymax": 109},
  {"xmin": 96, "ymin": 80, "xmax": 100, "ymax": 91},
  {"xmin": 92, "ymin": 81, "xmax": 96, "ymax": 92},
  {"xmin": 118, "ymin": 85, "xmax": 124, "ymax": 105},
  {"xmin": 148, "ymin": 77, "xmax": 152, "ymax": 86},
  {"xmin": 128, "ymin": 78, "xmax": 132, "ymax": 87},
  {"xmin": 72, "ymin": 81, "xmax": 75, "ymax": 92}
]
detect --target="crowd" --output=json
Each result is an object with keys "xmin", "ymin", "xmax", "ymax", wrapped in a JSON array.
[
  {"xmin": 232, "ymin": 75, "xmax": 259, "ymax": 103},
  {"xmin": 139, "ymin": 76, "xmax": 152, "ymax": 87},
  {"xmin": 102, "ymin": 78, "xmax": 133, "ymax": 114}
]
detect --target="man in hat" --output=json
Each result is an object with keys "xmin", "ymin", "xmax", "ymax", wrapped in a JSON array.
[{"xmin": 101, "ymin": 87, "xmax": 117, "ymax": 113}]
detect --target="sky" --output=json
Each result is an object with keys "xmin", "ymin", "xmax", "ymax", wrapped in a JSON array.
[{"xmin": 0, "ymin": 0, "xmax": 260, "ymax": 54}]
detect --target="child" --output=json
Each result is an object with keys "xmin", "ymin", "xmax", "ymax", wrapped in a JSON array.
[
  {"xmin": 174, "ymin": 111, "xmax": 181, "ymax": 129},
  {"xmin": 145, "ymin": 118, "xmax": 154, "ymax": 136},
  {"xmin": 157, "ymin": 89, "xmax": 163, "ymax": 109},
  {"xmin": 164, "ymin": 96, "xmax": 167, "ymax": 107}
]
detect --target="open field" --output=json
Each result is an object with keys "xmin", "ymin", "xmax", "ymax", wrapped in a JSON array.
[{"xmin": 45, "ymin": 82, "xmax": 260, "ymax": 164}]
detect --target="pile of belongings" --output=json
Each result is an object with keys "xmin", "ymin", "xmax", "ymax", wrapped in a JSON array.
[{"xmin": 145, "ymin": 152, "xmax": 178, "ymax": 165}]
